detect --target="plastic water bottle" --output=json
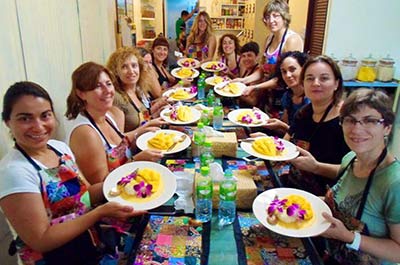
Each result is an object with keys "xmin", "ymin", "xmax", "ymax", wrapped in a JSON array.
[
  {"xmin": 218, "ymin": 169, "xmax": 237, "ymax": 227},
  {"xmin": 196, "ymin": 166, "xmax": 213, "ymax": 222},
  {"xmin": 200, "ymin": 140, "xmax": 214, "ymax": 167},
  {"xmin": 207, "ymin": 88, "xmax": 216, "ymax": 107},
  {"xmin": 213, "ymin": 98, "xmax": 223, "ymax": 130},
  {"xmin": 197, "ymin": 74, "xmax": 206, "ymax": 100},
  {"xmin": 200, "ymin": 109, "xmax": 210, "ymax": 126},
  {"xmin": 192, "ymin": 122, "xmax": 206, "ymax": 158}
]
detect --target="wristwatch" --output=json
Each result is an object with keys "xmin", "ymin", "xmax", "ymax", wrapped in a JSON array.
[{"xmin": 346, "ymin": 231, "xmax": 361, "ymax": 251}]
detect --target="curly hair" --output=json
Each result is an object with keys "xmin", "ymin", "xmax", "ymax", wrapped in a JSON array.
[
  {"xmin": 106, "ymin": 47, "xmax": 153, "ymax": 102},
  {"xmin": 217, "ymin": 33, "xmax": 241, "ymax": 57}
]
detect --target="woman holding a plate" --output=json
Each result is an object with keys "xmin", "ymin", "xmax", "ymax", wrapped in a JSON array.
[
  {"xmin": 185, "ymin": 11, "xmax": 217, "ymax": 63},
  {"xmin": 107, "ymin": 47, "xmax": 169, "ymax": 132},
  {"xmin": 234, "ymin": 0, "xmax": 303, "ymax": 113},
  {"xmin": 65, "ymin": 62, "xmax": 163, "ymax": 185},
  {"xmin": 0, "ymin": 82, "xmax": 143, "ymax": 265},
  {"xmin": 216, "ymin": 33, "xmax": 241, "ymax": 79},
  {"xmin": 297, "ymin": 89, "xmax": 400, "ymax": 264}
]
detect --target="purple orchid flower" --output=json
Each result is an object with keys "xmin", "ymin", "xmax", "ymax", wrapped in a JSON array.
[
  {"xmin": 134, "ymin": 181, "xmax": 153, "ymax": 198},
  {"xmin": 286, "ymin": 203, "xmax": 306, "ymax": 220},
  {"xmin": 267, "ymin": 197, "xmax": 287, "ymax": 216},
  {"xmin": 117, "ymin": 170, "xmax": 137, "ymax": 186},
  {"xmin": 242, "ymin": 114, "xmax": 253, "ymax": 124},
  {"xmin": 190, "ymin": 85, "xmax": 197, "ymax": 94},
  {"xmin": 273, "ymin": 136, "xmax": 285, "ymax": 151}
]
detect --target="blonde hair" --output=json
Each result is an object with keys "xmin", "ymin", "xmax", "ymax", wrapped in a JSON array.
[
  {"xmin": 106, "ymin": 47, "xmax": 153, "ymax": 101},
  {"xmin": 187, "ymin": 11, "xmax": 214, "ymax": 46}
]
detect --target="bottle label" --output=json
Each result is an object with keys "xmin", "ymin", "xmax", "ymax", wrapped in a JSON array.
[
  {"xmin": 219, "ymin": 181, "xmax": 237, "ymax": 201},
  {"xmin": 197, "ymin": 180, "xmax": 213, "ymax": 199}
]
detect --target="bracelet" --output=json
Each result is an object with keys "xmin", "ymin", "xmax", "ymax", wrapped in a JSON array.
[{"xmin": 346, "ymin": 231, "xmax": 361, "ymax": 251}]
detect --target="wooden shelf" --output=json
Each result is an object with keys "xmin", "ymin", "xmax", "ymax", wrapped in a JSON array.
[{"xmin": 344, "ymin": 80, "xmax": 398, "ymax": 88}]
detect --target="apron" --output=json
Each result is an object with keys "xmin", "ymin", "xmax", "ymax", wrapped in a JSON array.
[
  {"xmin": 262, "ymin": 28, "xmax": 288, "ymax": 117},
  {"xmin": 84, "ymin": 111, "xmax": 132, "ymax": 172},
  {"xmin": 284, "ymin": 103, "xmax": 334, "ymax": 195},
  {"xmin": 324, "ymin": 148, "xmax": 387, "ymax": 265},
  {"xmin": 13, "ymin": 143, "xmax": 100, "ymax": 265}
]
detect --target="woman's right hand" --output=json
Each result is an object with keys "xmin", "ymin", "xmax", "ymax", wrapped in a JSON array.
[
  {"xmin": 264, "ymin": 118, "xmax": 289, "ymax": 131},
  {"xmin": 97, "ymin": 201, "xmax": 146, "ymax": 220},
  {"xmin": 133, "ymin": 149, "xmax": 163, "ymax": 162},
  {"xmin": 249, "ymin": 132, "xmax": 267, "ymax": 138}
]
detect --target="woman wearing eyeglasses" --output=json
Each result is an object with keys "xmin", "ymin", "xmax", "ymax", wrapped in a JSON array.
[
  {"xmin": 235, "ymin": 0, "xmax": 303, "ymax": 111},
  {"xmin": 296, "ymin": 89, "xmax": 400, "ymax": 264}
]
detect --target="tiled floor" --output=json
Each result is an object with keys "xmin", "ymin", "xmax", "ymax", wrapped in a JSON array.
[{"xmin": 0, "ymin": 212, "xmax": 17, "ymax": 265}]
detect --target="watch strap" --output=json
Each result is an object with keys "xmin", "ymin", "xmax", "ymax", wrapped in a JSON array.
[{"xmin": 346, "ymin": 231, "xmax": 361, "ymax": 251}]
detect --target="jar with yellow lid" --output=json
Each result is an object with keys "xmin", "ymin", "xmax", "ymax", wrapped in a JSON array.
[
  {"xmin": 357, "ymin": 55, "xmax": 377, "ymax": 82},
  {"xmin": 377, "ymin": 55, "xmax": 395, "ymax": 82},
  {"xmin": 340, "ymin": 54, "xmax": 358, "ymax": 81}
]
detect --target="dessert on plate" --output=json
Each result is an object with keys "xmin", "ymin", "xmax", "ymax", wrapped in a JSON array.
[
  {"xmin": 108, "ymin": 168, "xmax": 162, "ymax": 201},
  {"xmin": 266, "ymin": 194, "xmax": 314, "ymax": 229},
  {"xmin": 167, "ymin": 105, "xmax": 193, "ymax": 122},
  {"xmin": 179, "ymin": 58, "xmax": 199, "ymax": 68},
  {"xmin": 148, "ymin": 132, "xmax": 176, "ymax": 150},
  {"xmin": 170, "ymin": 88, "xmax": 191, "ymax": 100},
  {"xmin": 176, "ymin": 68, "xmax": 195, "ymax": 78},
  {"xmin": 252, "ymin": 137, "xmax": 285, "ymax": 156},
  {"xmin": 236, "ymin": 109, "xmax": 263, "ymax": 124}
]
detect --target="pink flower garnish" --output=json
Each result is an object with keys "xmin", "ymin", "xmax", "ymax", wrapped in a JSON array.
[
  {"xmin": 170, "ymin": 107, "xmax": 178, "ymax": 120},
  {"xmin": 241, "ymin": 114, "xmax": 253, "ymax": 124},
  {"xmin": 133, "ymin": 181, "xmax": 153, "ymax": 198},
  {"xmin": 254, "ymin": 111, "xmax": 262, "ymax": 120},
  {"xmin": 273, "ymin": 136, "xmax": 285, "ymax": 152},
  {"xmin": 286, "ymin": 203, "xmax": 306, "ymax": 220},
  {"xmin": 183, "ymin": 61, "xmax": 189, "ymax": 67},
  {"xmin": 267, "ymin": 197, "xmax": 287, "ymax": 216},
  {"xmin": 190, "ymin": 85, "xmax": 197, "ymax": 94},
  {"xmin": 117, "ymin": 170, "xmax": 137, "ymax": 186}
]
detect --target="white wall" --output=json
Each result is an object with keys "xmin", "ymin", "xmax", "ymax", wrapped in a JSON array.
[
  {"xmin": 324, "ymin": 0, "xmax": 400, "ymax": 79},
  {"xmin": 0, "ymin": 0, "xmax": 116, "ymax": 158}
]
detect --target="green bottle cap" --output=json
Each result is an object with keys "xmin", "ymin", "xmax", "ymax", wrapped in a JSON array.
[
  {"xmin": 197, "ymin": 122, "xmax": 204, "ymax": 128},
  {"xmin": 200, "ymin": 166, "xmax": 210, "ymax": 176},
  {"xmin": 203, "ymin": 140, "xmax": 212, "ymax": 147}
]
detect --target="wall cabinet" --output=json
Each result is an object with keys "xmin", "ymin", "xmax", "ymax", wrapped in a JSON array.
[
  {"xmin": 211, "ymin": 3, "xmax": 245, "ymax": 31},
  {"xmin": 132, "ymin": 0, "xmax": 163, "ymax": 46}
]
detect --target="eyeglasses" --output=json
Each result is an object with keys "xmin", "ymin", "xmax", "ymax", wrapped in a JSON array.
[
  {"xmin": 263, "ymin": 13, "xmax": 282, "ymax": 23},
  {"xmin": 340, "ymin": 116, "xmax": 385, "ymax": 128}
]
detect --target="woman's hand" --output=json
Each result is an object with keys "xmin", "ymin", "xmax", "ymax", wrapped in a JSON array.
[
  {"xmin": 264, "ymin": 118, "xmax": 289, "ymax": 131},
  {"xmin": 151, "ymin": 97, "xmax": 170, "ymax": 117},
  {"xmin": 97, "ymin": 201, "xmax": 146, "ymax": 221},
  {"xmin": 289, "ymin": 146, "xmax": 319, "ymax": 172},
  {"xmin": 133, "ymin": 149, "xmax": 163, "ymax": 162},
  {"xmin": 320, "ymin": 212, "xmax": 354, "ymax": 243},
  {"xmin": 242, "ymin": 85, "xmax": 256, "ymax": 96},
  {"xmin": 145, "ymin": 117, "xmax": 169, "ymax": 128}
]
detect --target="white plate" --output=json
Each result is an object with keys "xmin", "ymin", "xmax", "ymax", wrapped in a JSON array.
[
  {"xmin": 240, "ymin": 136, "xmax": 299, "ymax": 161},
  {"xmin": 160, "ymin": 106, "xmax": 201, "ymax": 125},
  {"xmin": 227, "ymin": 108, "xmax": 269, "ymax": 127},
  {"xmin": 214, "ymin": 82, "xmax": 246, "ymax": 97},
  {"xmin": 201, "ymin": 61, "xmax": 226, "ymax": 72},
  {"xmin": 205, "ymin": 75, "xmax": 231, "ymax": 86},
  {"xmin": 162, "ymin": 88, "xmax": 197, "ymax": 101},
  {"xmin": 252, "ymin": 187, "xmax": 332, "ymax": 238},
  {"xmin": 103, "ymin": 161, "xmax": 177, "ymax": 210},
  {"xmin": 177, "ymin": 58, "xmax": 200, "ymax": 68},
  {"xmin": 171, "ymin": 67, "xmax": 199, "ymax": 79},
  {"xmin": 136, "ymin": 129, "xmax": 191, "ymax": 154}
]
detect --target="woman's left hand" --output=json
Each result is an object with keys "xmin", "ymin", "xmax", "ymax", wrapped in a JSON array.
[
  {"xmin": 320, "ymin": 212, "xmax": 354, "ymax": 243},
  {"xmin": 145, "ymin": 117, "xmax": 169, "ymax": 128}
]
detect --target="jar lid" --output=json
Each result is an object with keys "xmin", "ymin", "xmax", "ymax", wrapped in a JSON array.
[
  {"xmin": 361, "ymin": 54, "xmax": 377, "ymax": 65},
  {"xmin": 342, "ymin": 54, "xmax": 358, "ymax": 65},
  {"xmin": 379, "ymin": 55, "xmax": 395, "ymax": 66}
]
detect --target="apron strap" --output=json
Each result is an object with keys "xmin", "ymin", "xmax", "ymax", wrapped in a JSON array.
[{"xmin": 84, "ymin": 110, "xmax": 125, "ymax": 150}]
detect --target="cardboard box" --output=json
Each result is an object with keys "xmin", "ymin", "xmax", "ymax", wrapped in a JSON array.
[
  {"xmin": 212, "ymin": 169, "xmax": 257, "ymax": 210},
  {"xmin": 206, "ymin": 132, "xmax": 237, "ymax": 158}
]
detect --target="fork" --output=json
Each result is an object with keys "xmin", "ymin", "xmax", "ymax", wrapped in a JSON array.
[{"xmin": 167, "ymin": 134, "xmax": 187, "ymax": 152}]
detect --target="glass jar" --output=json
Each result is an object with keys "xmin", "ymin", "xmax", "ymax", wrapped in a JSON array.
[
  {"xmin": 357, "ymin": 55, "xmax": 377, "ymax": 82},
  {"xmin": 340, "ymin": 54, "xmax": 358, "ymax": 81},
  {"xmin": 377, "ymin": 55, "xmax": 395, "ymax": 82}
]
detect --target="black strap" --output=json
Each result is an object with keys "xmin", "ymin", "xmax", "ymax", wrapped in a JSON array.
[
  {"xmin": 84, "ymin": 110, "xmax": 125, "ymax": 150},
  {"xmin": 336, "ymin": 147, "xmax": 387, "ymax": 219},
  {"xmin": 265, "ymin": 27, "xmax": 288, "ymax": 58}
]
